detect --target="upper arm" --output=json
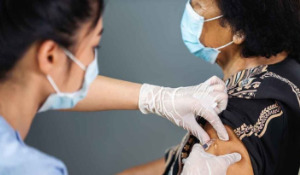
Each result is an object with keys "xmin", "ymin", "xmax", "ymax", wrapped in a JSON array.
[{"xmin": 204, "ymin": 124, "xmax": 254, "ymax": 175}]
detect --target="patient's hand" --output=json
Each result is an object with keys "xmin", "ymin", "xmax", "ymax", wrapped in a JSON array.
[{"xmin": 204, "ymin": 124, "xmax": 254, "ymax": 175}]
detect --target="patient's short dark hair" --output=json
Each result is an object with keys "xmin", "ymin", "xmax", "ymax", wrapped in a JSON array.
[{"xmin": 217, "ymin": 0, "xmax": 300, "ymax": 60}]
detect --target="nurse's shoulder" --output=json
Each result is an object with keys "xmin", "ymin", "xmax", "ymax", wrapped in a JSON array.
[{"xmin": 0, "ymin": 117, "xmax": 68, "ymax": 175}]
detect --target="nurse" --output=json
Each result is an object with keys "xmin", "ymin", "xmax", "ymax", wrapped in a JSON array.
[{"xmin": 0, "ymin": 0, "xmax": 240, "ymax": 174}]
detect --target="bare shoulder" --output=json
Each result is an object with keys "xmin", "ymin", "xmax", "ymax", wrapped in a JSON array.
[{"xmin": 204, "ymin": 124, "xmax": 254, "ymax": 175}]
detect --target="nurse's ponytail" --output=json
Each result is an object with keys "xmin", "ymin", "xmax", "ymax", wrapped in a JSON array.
[{"xmin": 0, "ymin": 0, "xmax": 104, "ymax": 80}]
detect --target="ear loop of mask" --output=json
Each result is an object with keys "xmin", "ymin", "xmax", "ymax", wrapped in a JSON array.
[
  {"xmin": 63, "ymin": 49, "xmax": 87, "ymax": 71},
  {"xmin": 203, "ymin": 15, "xmax": 234, "ymax": 50},
  {"xmin": 215, "ymin": 41, "xmax": 234, "ymax": 50},
  {"xmin": 204, "ymin": 15, "xmax": 223, "ymax": 22},
  {"xmin": 46, "ymin": 48, "xmax": 88, "ymax": 94},
  {"xmin": 47, "ymin": 75, "xmax": 61, "ymax": 94}
]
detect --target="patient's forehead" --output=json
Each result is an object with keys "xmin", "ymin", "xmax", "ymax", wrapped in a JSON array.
[
  {"xmin": 191, "ymin": 0, "xmax": 218, "ymax": 8},
  {"xmin": 190, "ymin": 0, "xmax": 222, "ymax": 18}
]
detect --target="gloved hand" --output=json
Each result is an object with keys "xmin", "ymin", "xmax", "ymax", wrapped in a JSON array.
[
  {"xmin": 181, "ymin": 144, "xmax": 242, "ymax": 175},
  {"xmin": 138, "ymin": 76, "xmax": 229, "ymax": 144}
]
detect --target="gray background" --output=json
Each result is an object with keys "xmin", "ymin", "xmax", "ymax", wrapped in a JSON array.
[{"xmin": 26, "ymin": 0, "xmax": 222, "ymax": 174}]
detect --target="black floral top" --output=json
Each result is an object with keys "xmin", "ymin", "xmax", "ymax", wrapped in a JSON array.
[{"xmin": 163, "ymin": 57, "xmax": 300, "ymax": 175}]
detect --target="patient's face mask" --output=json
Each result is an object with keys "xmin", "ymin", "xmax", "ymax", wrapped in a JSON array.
[
  {"xmin": 38, "ymin": 48, "xmax": 99, "ymax": 113},
  {"xmin": 181, "ymin": 0, "xmax": 233, "ymax": 64}
]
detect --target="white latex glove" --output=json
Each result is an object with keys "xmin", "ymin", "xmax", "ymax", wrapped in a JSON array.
[
  {"xmin": 138, "ymin": 76, "xmax": 229, "ymax": 144},
  {"xmin": 181, "ymin": 144, "xmax": 242, "ymax": 175}
]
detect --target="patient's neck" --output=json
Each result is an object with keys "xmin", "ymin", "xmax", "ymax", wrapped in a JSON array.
[{"xmin": 217, "ymin": 52, "xmax": 288, "ymax": 80}]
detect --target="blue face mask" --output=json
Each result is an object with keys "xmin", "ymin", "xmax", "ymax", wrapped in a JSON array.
[
  {"xmin": 181, "ymin": 0, "xmax": 233, "ymax": 64},
  {"xmin": 38, "ymin": 49, "xmax": 99, "ymax": 113}
]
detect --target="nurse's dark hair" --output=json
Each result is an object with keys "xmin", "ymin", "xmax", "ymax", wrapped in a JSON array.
[
  {"xmin": 0, "ymin": 0, "xmax": 104, "ymax": 79},
  {"xmin": 217, "ymin": 0, "xmax": 300, "ymax": 61}
]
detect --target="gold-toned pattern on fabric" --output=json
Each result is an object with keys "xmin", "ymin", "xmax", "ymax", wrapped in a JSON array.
[
  {"xmin": 234, "ymin": 102, "xmax": 283, "ymax": 140},
  {"xmin": 165, "ymin": 62, "xmax": 300, "ymax": 175},
  {"xmin": 261, "ymin": 72, "xmax": 300, "ymax": 108},
  {"xmin": 178, "ymin": 134, "xmax": 197, "ymax": 174},
  {"xmin": 226, "ymin": 65, "xmax": 268, "ymax": 99},
  {"xmin": 176, "ymin": 132, "xmax": 191, "ymax": 175}
]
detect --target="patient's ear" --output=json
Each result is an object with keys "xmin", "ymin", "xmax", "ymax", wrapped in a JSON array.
[{"xmin": 233, "ymin": 31, "xmax": 246, "ymax": 45}]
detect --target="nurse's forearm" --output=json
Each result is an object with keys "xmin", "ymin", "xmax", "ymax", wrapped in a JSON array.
[{"xmin": 71, "ymin": 75, "xmax": 142, "ymax": 112}]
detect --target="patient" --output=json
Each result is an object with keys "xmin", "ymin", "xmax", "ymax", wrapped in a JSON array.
[{"xmin": 118, "ymin": 0, "xmax": 300, "ymax": 174}]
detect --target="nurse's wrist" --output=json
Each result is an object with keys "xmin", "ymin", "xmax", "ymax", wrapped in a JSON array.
[{"xmin": 138, "ymin": 83, "xmax": 167, "ymax": 115}]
